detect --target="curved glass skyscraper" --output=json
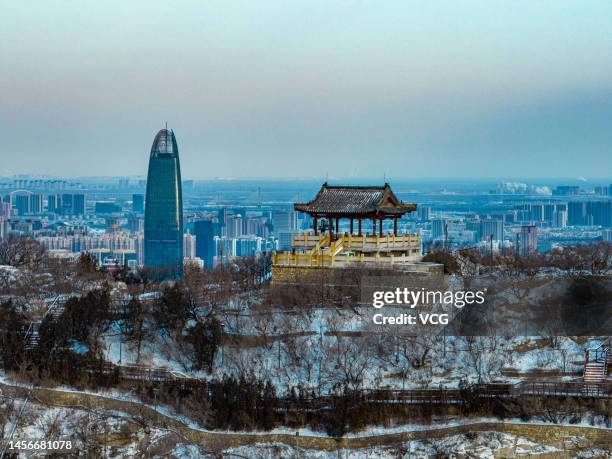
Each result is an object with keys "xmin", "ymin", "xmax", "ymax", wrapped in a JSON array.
[{"xmin": 144, "ymin": 128, "xmax": 183, "ymax": 278}]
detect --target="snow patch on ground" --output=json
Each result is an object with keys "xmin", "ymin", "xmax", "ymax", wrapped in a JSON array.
[{"xmin": 222, "ymin": 431, "xmax": 566, "ymax": 459}]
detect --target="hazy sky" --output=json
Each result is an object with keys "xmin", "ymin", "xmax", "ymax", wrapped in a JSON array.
[{"xmin": 1, "ymin": 1, "xmax": 611, "ymax": 179}]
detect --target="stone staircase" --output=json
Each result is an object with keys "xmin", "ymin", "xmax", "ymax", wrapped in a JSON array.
[
  {"xmin": 23, "ymin": 295, "xmax": 67, "ymax": 350},
  {"xmin": 325, "ymin": 237, "xmax": 345, "ymax": 256},
  {"xmin": 583, "ymin": 360, "xmax": 607, "ymax": 383},
  {"xmin": 583, "ymin": 337, "xmax": 611, "ymax": 388},
  {"xmin": 25, "ymin": 329, "xmax": 39, "ymax": 350}
]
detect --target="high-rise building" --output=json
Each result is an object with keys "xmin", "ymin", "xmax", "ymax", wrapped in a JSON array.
[
  {"xmin": 272, "ymin": 209, "xmax": 297, "ymax": 235},
  {"xmin": 47, "ymin": 194, "xmax": 62, "ymax": 213},
  {"xmin": 567, "ymin": 201, "xmax": 587, "ymax": 226},
  {"xmin": 543, "ymin": 204, "xmax": 556, "ymax": 223},
  {"xmin": 95, "ymin": 201, "xmax": 121, "ymax": 214},
  {"xmin": 30, "ymin": 193, "xmax": 44, "ymax": 214},
  {"xmin": 520, "ymin": 225, "xmax": 537, "ymax": 256},
  {"xmin": 567, "ymin": 201, "xmax": 611, "ymax": 227},
  {"xmin": 587, "ymin": 201, "xmax": 612, "ymax": 227},
  {"xmin": 277, "ymin": 231, "xmax": 299, "ymax": 251},
  {"xmin": 0, "ymin": 217, "xmax": 9, "ymax": 240},
  {"xmin": 553, "ymin": 186, "xmax": 580, "ymax": 196},
  {"xmin": 552, "ymin": 210, "xmax": 567, "ymax": 228},
  {"xmin": 61, "ymin": 193, "xmax": 85, "ymax": 216},
  {"xmin": 417, "ymin": 205, "xmax": 431, "ymax": 222},
  {"xmin": 245, "ymin": 217, "xmax": 268, "ymax": 238},
  {"xmin": 73, "ymin": 194, "xmax": 85, "ymax": 215},
  {"xmin": 144, "ymin": 128, "xmax": 184, "ymax": 277},
  {"xmin": 479, "ymin": 219, "xmax": 503, "ymax": 242},
  {"xmin": 8, "ymin": 191, "xmax": 43, "ymax": 215},
  {"xmin": 194, "ymin": 219, "xmax": 220, "ymax": 268},
  {"xmin": 183, "ymin": 232, "xmax": 197, "ymax": 259},
  {"xmin": 127, "ymin": 215, "xmax": 144, "ymax": 233},
  {"xmin": 61, "ymin": 193, "xmax": 74, "ymax": 215},
  {"xmin": 529, "ymin": 204, "xmax": 544, "ymax": 223},
  {"xmin": 132, "ymin": 194, "xmax": 144, "ymax": 213},
  {"xmin": 594, "ymin": 186, "xmax": 609, "ymax": 196},
  {"xmin": 136, "ymin": 233, "xmax": 144, "ymax": 266},
  {"xmin": 236, "ymin": 236, "xmax": 261, "ymax": 257},
  {"xmin": 105, "ymin": 217, "xmax": 121, "ymax": 233},
  {"xmin": 215, "ymin": 237, "xmax": 235, "ymax": 264},
  {"xmin": 516, "ymin": 210, "xmax": 530, "ymax": 222},
  {"xmin": 431, "ymin": 218, "xmax": 447, "ymax": 240},
  {"xmin": 10, "ymin": 191, "xmax": 33, "ymax": 215},
  {"xmin": 217, "ymin": 207, "xmax": 227, "ymax": 226},
  {"xmin": 465, "ymin": 219, "xmax": 480, "ymax": 234},
  {"xmin": 226, "ymin": 214, "xmax": 244, "ymax": 238}
]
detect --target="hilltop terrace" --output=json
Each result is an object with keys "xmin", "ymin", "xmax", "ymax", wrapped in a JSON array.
[{"xmin": 272, "ymin": 183, "xmax": 442, "ymax": 274}]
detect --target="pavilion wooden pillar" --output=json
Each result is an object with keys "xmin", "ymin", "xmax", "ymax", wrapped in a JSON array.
[
  {"xmin": 313, "ymin": 216, "xmax": 318, "ymax": 236},
  {"xmin": 393, "ymin": 218, "xmax": 398, "ymax": 236},
  {"xmin": 328, "ymin": 216, "xmax": 334, "ymax": 240},
  {"xmin": 350, "ymin": 219, "xmax": 354, "ymax": 234},
  {"xmin": 335, "ymin": 218, "xmax": 339, "ymax": 235},
  {"xmin": 372, "ymin": 217, "xmax": 376, "ymax": 236},
  {"xmin": 379, "ymin": 217, "xmax": 383, "ymax": 237},
  {"xmin": 358, "ymin": 219, "xmax": 362, "ymax": 236}
]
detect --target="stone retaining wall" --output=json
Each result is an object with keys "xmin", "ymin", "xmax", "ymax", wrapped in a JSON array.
[{"xmin": 1, "ymin": 382, "xmax": 610, "ymax": 453}]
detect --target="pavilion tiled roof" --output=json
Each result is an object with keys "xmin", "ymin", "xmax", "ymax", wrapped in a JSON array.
[{"xmin": 294, "ymin": 183, "xmax": 416, "ymax": 216}]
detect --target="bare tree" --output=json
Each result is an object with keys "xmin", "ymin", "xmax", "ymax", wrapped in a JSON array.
[
  {"xmin": 322, "ymin": 335, "xmax": 375, "ymax": 391},
  {"xmin": 0, "ymin": 235, "xmax": 47, "ymax": 269},
  {"xmin": 460, "ymin": 336, "xmax": 508, "ymax": 383},
  {"xmin": 0, "ymin": 397, "xmax": 17, "ymax": 440}
]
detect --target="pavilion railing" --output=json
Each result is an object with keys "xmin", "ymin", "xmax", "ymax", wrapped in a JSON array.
[
  {"xmin": 292, "ymin": 232, "xmax": 421, "ymax": 254},
  {"xmin": 292, "ymin": 233, "xmax": 326, "ymax": 250},
  {"xmin": 340, "ymin": 233, "xmax": 420, "ymax": 253},
  {"xmin": 272, "ymin": 252, "xmax": 429, "ymax": 269}
]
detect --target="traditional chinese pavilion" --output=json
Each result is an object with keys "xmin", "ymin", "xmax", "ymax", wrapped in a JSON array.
[
  {"xmin": 294, "ymin": 183, "xmax": 416, "ymax": 239},
  {"xmin": 272, "ymin": 183, "xmax": 442, "ymax": 278}
]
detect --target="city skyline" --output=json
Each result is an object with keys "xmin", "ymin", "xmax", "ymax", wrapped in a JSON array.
[
  {"xmin": 1, "ymin": 3, "xmax": 610, "ymax": 454},
  {"xmin": 1, "ymin": 1, "xmax": 611, "ymax": 179}
]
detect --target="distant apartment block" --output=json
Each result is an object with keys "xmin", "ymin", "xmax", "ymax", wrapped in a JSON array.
[
  {"xmin": 417, "ymin": 205, "xmax": 431, "ymax": 222},
  {"xmin": 553, "ymin": 185, "xmax": 580, "ymax": 196},
  {"xmin": 272, "ymin": 209, "xmax": 297, "ymax": 235},
  {"xmin": 520, "ymin": 225, "xmax": 538, "ymax": 256},
  {"xmin": 9, "ymin": 190, "xmax": 44, "ymax": 215},
  {"xmin": 60, "ymin": 193, "xmax": 86, "ymax": 216},
  {"xmin": 132, "ymin": 194, "xmax": 144, "ymax": 213},
  {"xmin": 194, "ymin": 219, "xmax": 220, "ymax": 268},
  {"xmin": 568, "ymin": 201, "xmax": 612, "ymax": 227},
  {"xmin": 95, "ymin": 201, "xmax": 121, "ymax": 214},
  {"xmin": 431, "ymin": 218, "xmax": 447, "ymax": 240},
  {"xmin": 479, "ymin": 219, "xmax": 503, "ymax": 242}
]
